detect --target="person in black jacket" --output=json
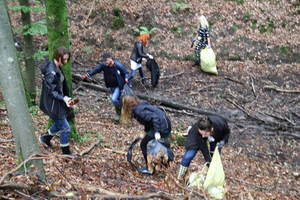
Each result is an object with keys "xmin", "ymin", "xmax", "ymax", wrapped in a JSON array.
[
  {"xmin": 39, "ymin": 46, "xmax": 73, "ymax": 155},
  {"xmin": 129, "ymin": 33, "xmax": 153, "ymax": 87},
  {"xmin": 122, "ymin": 95, "xmax": 172, "ymax": 174},
  {"xmin": 82, "ymin": 53, "xmax": 129, "ymax": 121},
  {"xmin": 178, "ymin": 115, "xmax": 230, "ymax": 179},
  {"xmin": 191, "ymin": 15, "xmax": 211, "ymax": 66}
]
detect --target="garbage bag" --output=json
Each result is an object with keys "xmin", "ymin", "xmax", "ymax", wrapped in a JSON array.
[
  {"xmin": 146, "ymin": 59, "xmax": 160, "ymax": 87},
  {"xmin": 200, "ymin": 47, "xmax": 218, "ymax": 75},
  {"xmin": 127, "ymin": 137, "xmax": 141, "ymax": 163},
  {"xmin": 147, "ymin": 139, "xmax": 174, "ymax": 162},
  {"xmin": 203, "ymin": 144, "xmax": 226, "ymax": 199},
  {"xmin": 119, "ymin": 83, "xmax": 137, "ymax": 106}
]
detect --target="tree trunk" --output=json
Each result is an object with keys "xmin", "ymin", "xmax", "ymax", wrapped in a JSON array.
[
  {"xmin": 19, "ymin": 0, "xmax": 36, "ymax": 105},
  {"xmin": 44, "ymin": 0, "xmax": 77, "ymax": 135},
  {"xmin": 0, "ymin": 0, "xmax": 46, "ymax": 182}
]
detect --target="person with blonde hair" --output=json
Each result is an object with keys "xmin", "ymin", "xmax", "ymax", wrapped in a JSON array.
[
  {"xmin": 129, "ymin": 33, "xmax": 154, "ymax": 87},
  {"xmin": 191, "ymin": 15, "xmax": 211, "ymax": 66},
  {"xmin": 122, "ymin": 95, "xmax": 172, "ymax": 174}
]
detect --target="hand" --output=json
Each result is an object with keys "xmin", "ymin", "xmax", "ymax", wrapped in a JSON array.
[
  {"xmin": 207, "ymin": 44, "xmax": 211, "ymax": 49},
  {"xmin": 198, "ymin": 36, "xmax": 201, "ymax": 40},
  {"xmin": 218, "ymin": 140, "xmax": 225, "ymax": 148},
  {"xmin": 125, "ymin": 79, "xmax": 129, "ymax": 85},
  {"xmin": 139, "ymin": 134, "xmax": 145, "ymax": 139},
  {"xmin": 63, "ymin": 96, "xmax": 71, "ymax": 107},
  {"xmin": 192, "ymin": 38, "xmax": 196, "ymax": 43},
  {"xmin": 82, "ymin": 75, "xmax": 87, "ymax": 79},
  {"xmin": 147, "ymin": 54, "xmax": 153, "ymax": 59},
  {"xmin": 155, "ymin": 132, "xmax": 161, "ymax": 140}
]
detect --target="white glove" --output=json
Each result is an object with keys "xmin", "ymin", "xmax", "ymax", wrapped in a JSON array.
[
  {"xmin": 139, "ymin": 134, "xmax": 145, "ymax": 139},
  {"xmin": 147, "ymin": 54, "xmax": 153, "ymax": 59},
  {"xmin": 198, "ymin": 36, "xmax": 201, "ymax": 40},
  {"xmin": 63, "ymin": 96, "xmax": 71, "ymax": 107},
  {"xmin": 155, "ymin": 132, "xmax": 161, "ymax": 140}
]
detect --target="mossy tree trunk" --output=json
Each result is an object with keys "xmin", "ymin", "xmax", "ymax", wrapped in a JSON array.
[
  {"xmin": 0, "ymin": 0, "xmax": 46, "ymax": 182},
  {"xmin": 44, "ymin": 0, "xmax": 77, "ymax": 135},
  {"xmin": 19, "ymin": 0, "xmax": 36, "ymax": 105}
]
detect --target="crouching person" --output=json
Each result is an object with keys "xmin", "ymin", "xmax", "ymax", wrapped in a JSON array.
[
  {"xmin": 39, "ymin": 46, "xmax": 73, "ymax": 155},
  {"xmin": 122, "ymin": 95, "xmax": 172, "ymax": 174},
  {"xmin": 178, "ymin": 115, "xmax": 230, "ymax": 179}
]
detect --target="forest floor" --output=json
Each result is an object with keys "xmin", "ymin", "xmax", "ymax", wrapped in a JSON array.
[{"xmin": 1, "ymin": 0, "xmax": 300, "ymax": 199}]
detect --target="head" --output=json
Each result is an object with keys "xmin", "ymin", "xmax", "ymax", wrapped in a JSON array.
[
  {"xmin": 101, "ymin": 53, "xmax": 114, "ymax": 67},
  {"xmin": 196, "ymin": 116, "xmax": 213, "ymax": 138},
  {"xmin": 137, "ymin": 33, "xmax": 150, "ymax": 47},
  {"xmin": 121, "ymin": 95, "xmax": 140, "ymax": 124},
  {"xmin": 198, "ymin": 15, "xmax": 209, "ymax": 29},
  {"xmin": 53, "ymin": 46, "xmax": 71, "ymax": 66}
]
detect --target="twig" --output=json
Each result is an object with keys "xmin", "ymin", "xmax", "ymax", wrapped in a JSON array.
[
  {"xmin": 227, "ymin": 177, "xmax": 274, "ymax": 190},
  {"xmin": 289, "ymin": 95, "xmax": 300, "ymax": 104},
  {"xmin": 102, "ymin": 148, "xmax": 126, "ymax": 154},
  {"xmin": 80, "ymin": 139, "xmax": 101, "ymax": 156},
  {"xmin": 0, "ymin": 138, "xmax": 14, "ymax": 143},
  {"xmin": 250, "ymin": 76, "xmax": 257, "ymax": 98},
  {"xmin": 0, "ymin": 151, "xmax": 17, "ymax": 158},
  {"xmin": 84, "ymin": 0, "xmax": 95, "ymax": 26},
  {"xmin": 264, "ymin": 85, "xmax": 300, "ymax": 93},
  {"xmin": 190, "ymin": 84, "xmax": 213, "ymax": 95},
  {"xmin": 53, "ymin": 165, "xmax": 77, "ymax": 191},
  {"xmin": 224, "ymin": 76, "xmax": 252, "ymax": 93},
  {"xmin": 145, "ymin": 71, "xmax": 184, "ymax": 80}
]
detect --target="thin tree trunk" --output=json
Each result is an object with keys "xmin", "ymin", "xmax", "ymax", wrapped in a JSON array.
[
  {"xmin": 19, "ymin": 0, "xmax": 36, "ymax": 105},
  {"xmin": 0, "ymin": 0, "xmax": 46, "ymax": 182}
]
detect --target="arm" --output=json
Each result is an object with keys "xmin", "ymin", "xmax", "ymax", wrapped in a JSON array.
[
  {"xmin": 198, "ymin": 139, "xmax": 212, "ymax": 163},
  {"xmin": 136, "ymin": 42, "xmax": 149, "ymax": 58},
  {"xmin": 43, "ymin": 66, "xmax": 64, "ymax": 100},
  {"xmin": 85, "ymin": 63, "xmax": 104, "ymax": 78},
  {"xmin": 221, "ymin": 126, "xmax": 230, "ymax": 144},
  {"xmin": 116, "ymin": 61, "xmax": 129, "ymax": 80}
]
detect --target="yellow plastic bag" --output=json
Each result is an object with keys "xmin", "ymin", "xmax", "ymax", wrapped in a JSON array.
[
  {"xmin": 203, "ymin": 145, "xmax": 225, "ymax": 199},
  {"xmin": 200, "ymin": 47, "xmax": 218, "ymax": 75}
]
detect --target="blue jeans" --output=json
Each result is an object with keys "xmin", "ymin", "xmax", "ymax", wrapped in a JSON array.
[
  {"xmin": 130, "ymin": 68, "xmax": 144, "ymax": 86},
  {"xmin": 50, "ymin": 117, "xmax": 70, "ymax": 147},
  {"xmin": 110, "ymin": 86, "xmax": 120, "ymax": 107},
  {"xmin": 180, "ymin": 141, "xmax": 222, "ymax": 167}
]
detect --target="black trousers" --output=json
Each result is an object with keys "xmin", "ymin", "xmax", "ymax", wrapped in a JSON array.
[{"xmin": 140, "ymin": 134, "xmax": 154, "ymax": 164}]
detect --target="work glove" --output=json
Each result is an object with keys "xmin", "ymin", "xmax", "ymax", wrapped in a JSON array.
[
  {"xmin": 198, "ymin": 36, "xmax": 201, "ymax": 40},
  {"xmin": 82, "ymin": 75, "xmax": 87, "ymax": 79},
  {"xmin": 125, "ymin": 78, "xmax": 129, "ymax": 85},
  {"xmin": 147, "ymin": 54, "xmax": 153, "ymax": 59},
  {"xmin": 192, "ymin": 38, "xmax": 196, "ymax": 43},
  {"xmin": 155, "ymin": 132, "xmax": 161, "ymax": 140},
  {"xmin": 139, "ymin": 134, "xmax": 145, "ymax": 139},
  {"xmin": 218, "ymin": 140, "xmax": 225, "ymax": 148},
  {"xmin": 63, "ymin": 96, "xmax": 71, "ymax": 107},
  {"xmin": 207, "ymin": 44, "xmax": 211, "ymax": 49}
]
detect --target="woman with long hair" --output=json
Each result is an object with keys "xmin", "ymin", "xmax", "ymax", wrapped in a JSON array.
[
  {"xmin": 192, "ymin": 15, "xmax": 211, "ymax": 66},
  {"xmin": 122, "ymin": 95, "xmax": 172, "ymax": 174},
  {"xmin": 129, "ymin": 33, "xmax": 154, "ymax": 87}
]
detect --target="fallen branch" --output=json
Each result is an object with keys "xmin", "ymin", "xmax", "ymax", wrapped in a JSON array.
[
  {"xmin": 103, "ymin": 148, "xmax": 126, "ymax": 154},
  {"xmin": 80, "ymin": 139, "xmax": 101, "ymax": 156},
  {"xmin": 264, "ymin": 85, "xmax": 300, "ymax": 93},
  {"xmin": 227, "ymin": 177, "xmax": 274, "ymax": 190},
  {"xmin": 84, "ymin": 0, "xmax": 95, "ymax": 26}
]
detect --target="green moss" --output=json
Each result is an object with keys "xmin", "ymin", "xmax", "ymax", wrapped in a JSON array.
[
  {"xmin": 280, "ymin": 45, "xmax": 288, "ymax": 55},
  {"xmin": 112, "ymin": 16, "xmax": 124, "ymax": 30}
]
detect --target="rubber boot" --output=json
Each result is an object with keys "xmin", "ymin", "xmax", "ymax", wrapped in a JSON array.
[
  {"xmin": 114, "ymin": 106, "xmax": 122, "ymax": 121},
  {"xmin": 192, "ymin": 60, "xmax": 200, "ymax": 66},
  {"xmin": 178, "ymin": 164, "xmax": 188, "ymax": 179},
  {"xmin": 62, "ymin": 146, "xmax": 72, "ymax": 156},
  {"xmin": 39, "ymin": 134, "xmax": 54, "ymax": 148}
]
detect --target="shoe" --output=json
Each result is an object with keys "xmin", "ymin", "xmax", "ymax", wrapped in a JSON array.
[
  {"xmin": 39, "ymin": 135, "xmax": 54, "ymax": 148},
  {"xmin": 137, "ymin": 166, "xmax": 152, "ymax": 174},
  {"xmin": 141, "ymin": 79, "xmax": 147, "ymax": 85},
  {"xmin": 114, "ymin": 106, "xmax": 122, "ymax": 121},
  {"xmin": 192, "ymin": 61, "xmax": 200, "ymax": 66},
  {"xmin": 62, "ymin": 146, "xmax": 72, "ymax": 156}
]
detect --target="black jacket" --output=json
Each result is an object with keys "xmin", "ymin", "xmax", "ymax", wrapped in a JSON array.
[
  {"xmin": 132, "ymin": 101, "xmax": 171, "ymax": 137},
  {"xmin": 130, "ymin": 41, "xmax": 149, "ymax": 63},
  {"xmin": 185, "ymin": 115, "xmax": 230, "ymax": 163},
  {"xmin": 40, "ymin": 60, "xmax": 69, "ymax": 119}
]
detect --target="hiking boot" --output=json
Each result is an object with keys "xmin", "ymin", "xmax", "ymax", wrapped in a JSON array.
[
  {"xmin": 137, "ymin": 166, "xmax": 152, "ymax": 175},
  {"xmin": 39, "ymin": 135, "xmax": 54, "ymax": 148},
  {"xmin": 192, "ymin": 61, "xmax": 200, "ymax": 66},
  {"xmin": 62, "ymin": 146, "xmax": 72, "ymax": 156}
]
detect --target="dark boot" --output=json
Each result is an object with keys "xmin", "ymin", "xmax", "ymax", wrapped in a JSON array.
[
  {"xmin": 114, "ymin": 106, "xmax": 122, "ymax": 121},
  {"xmin": 62, "ymin": 146, "xmax": 72, "ymax": 155},
  {"xmin": 141, "ymin": 78, "xmax": 147, "ymax": 86},
  {"xmin": 178, "ymin": 164, "xmax": 188, "ymax": 179},
  {"xmin": 39, "ymin": 135, "xmax": 54, "ymax": 148},
  {"xmin": 137, "ymin": 166, "xmax": 152, "ymax": 175},
  {"xmin": 192, "ymin": 61, "xmax": 200, "ymax": 66}
]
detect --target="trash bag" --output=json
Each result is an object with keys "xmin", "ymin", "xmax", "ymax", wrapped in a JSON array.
[
  {"xmin": 147, "ymin": 139, "xmax": 174, "ymax": 162},
  {"xmin": 200, "ymin": 47, "xmax": 218, "ymax": 75},
  {"xmin": 127, "ymin": 137, "xmax": 141, "ymax": 163},
  {"xmin": 203, "ymin": 144, "xmax": 226, "ymax": 199},
  {"xmin": 146, "ymin": 59, "xmax": 160, "ymax": 87},
  {"xmin": 119, "ymin": 83, "xmax": 137, "ymax": 106}
]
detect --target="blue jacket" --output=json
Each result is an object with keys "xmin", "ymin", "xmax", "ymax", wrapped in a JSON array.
[
  {"xmin": 40, "ymin": 60, "xmax": 69, "ymax": 119},
  {"xmin": 86, "ymin": 60, "xmax": 129, "ymax": 90}
]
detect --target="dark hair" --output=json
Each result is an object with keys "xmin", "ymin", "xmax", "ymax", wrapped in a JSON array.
[
  {"xmin": 196, "ymin": 117, "xmax": 212, "ymax": 131},
  {"xmin": 53, "ymin": 46, "xmax": 71, "ymax": 63}
]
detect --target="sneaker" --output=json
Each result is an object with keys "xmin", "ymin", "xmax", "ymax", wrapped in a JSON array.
[
  {"xmin": 39, "ymin": 135, "xmax": 53, "ymax": 148},
  {"xmin": 137, "ymin": 166, "xmax": 152, "ymax": 174}
]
